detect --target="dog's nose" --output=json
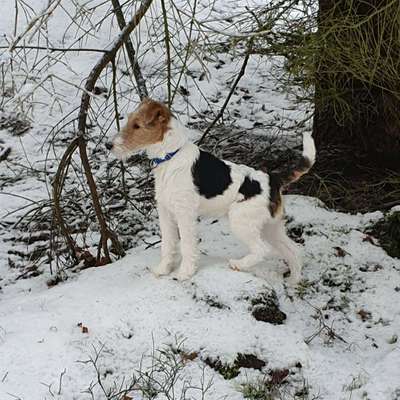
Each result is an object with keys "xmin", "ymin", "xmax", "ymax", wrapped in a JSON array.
[{"xmin": 105, "ymin": 141, "xmax": 113, "ymax": 150}]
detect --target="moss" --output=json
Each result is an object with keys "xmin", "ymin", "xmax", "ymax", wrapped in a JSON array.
[
  {"xmin": 204, "ymin": 353, "xmax": 266, "ymax": 380},
  {"xmin": 204, "ymin": 357, "xmax": 240, "ymax": 380},
  {"xmin": 368, "ymin": 211, "xmax": 400, "ymax": 259},
  {"xmin": 295, "ymin": 279, "xmax": 314, "ymax": 299}
]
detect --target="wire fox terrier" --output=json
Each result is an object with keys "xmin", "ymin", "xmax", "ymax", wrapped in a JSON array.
[{"xmin": 107, "ymin": 98, "xmax": 316, "ymax": 284}]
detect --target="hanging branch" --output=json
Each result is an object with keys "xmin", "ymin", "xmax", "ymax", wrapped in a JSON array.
[
  {"xmin": 110, "ymin": 0, "xmax": 148, "ymax": 100},
  {"xmin": 160, "ymin": 0, "xmax": 172, "ymax": 106},
  {"xmin": 52, "ymin": 0, "xmax": 153, "ymax": 265},
  {"xmin": 77, "ymin": 0, "xmax": 153, "ymax": 134}
]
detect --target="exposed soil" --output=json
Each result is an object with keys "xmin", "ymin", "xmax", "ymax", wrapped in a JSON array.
[{"xmin": 249, "ymin": 291, "xmax": 287, "ymax": 325}]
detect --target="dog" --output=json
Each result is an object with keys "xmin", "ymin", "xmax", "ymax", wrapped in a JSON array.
[{"xmin": 107, "ymin": 98, "xmax": 315, "ymax": 284}]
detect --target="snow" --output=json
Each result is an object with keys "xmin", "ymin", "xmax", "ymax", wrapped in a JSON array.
[
  {"xmin": 1, "ymin": 1, "xmax": 400, "ymax": 399},
  {"xmin": 1, "ymin": 197, "xmax": 400, "ymax": 399}
]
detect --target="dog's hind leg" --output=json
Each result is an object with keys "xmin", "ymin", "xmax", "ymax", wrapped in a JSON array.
[
  {"xmin": 263, "ymin": 219, "xmax": 302, "ymax": 285},
  {"xmin": 228, "ymin": 201, "xmax": 271, "ymax": 271}
]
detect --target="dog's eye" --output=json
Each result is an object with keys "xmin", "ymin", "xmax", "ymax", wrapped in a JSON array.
[{"xmin": 132, "ymin": 123, "xmax": 139, "ymax": 129}]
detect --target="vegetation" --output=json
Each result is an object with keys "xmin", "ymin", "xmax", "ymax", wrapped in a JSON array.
[
  {"xmin": 239, "ymin": 373, "xmax": 317, "ymax": 400},
  {"xmin": 368, "ymin": 211, "xmax": 400, "ymax": 258}
]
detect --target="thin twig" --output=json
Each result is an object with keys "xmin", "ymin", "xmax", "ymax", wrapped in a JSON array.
[
  {"xmin": 198, "ymin": 41, "xmax": 253, "ymax": 145},
  {"xmin": 160, "ymin": 0, "xmax": 172, "ymax": 106},
  {"xmin": 110, "ymin": 0, "xmax": 148, "ymax": 99},
  {"xmin": 9, "ymin": 0, "xmax": 62, "ymax": 51},
  {"xmin": 58, "ymin": 368, "xmax": 66, "ymax": 395},
  {"xmin": 0, "ymin": 45, "xmax": 108, "ymax": 52}
]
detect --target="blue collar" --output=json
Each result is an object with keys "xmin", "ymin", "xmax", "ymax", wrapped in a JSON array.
[{"xmin": 150, "ymin": 148, "xmax": 180, "ymax": 168}]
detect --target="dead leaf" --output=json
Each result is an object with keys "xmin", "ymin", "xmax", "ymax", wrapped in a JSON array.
[
  {"xmin": 269, "ymin": 368, "xmax": 289, "ymax": 385},
  {"xmin": 77, "ymin": 322, "xmax": 89, "ymax": 333},
  {"xmin": 96, "ymin": 257, "xmax": 109, "ymax": 267},
  {"xmin": 362, "ymin": 234, "xmax": 376, "ymax": 245},
  {"xmin": 334, "ymin": 246, "xmax": 349, "ymax": 257},
  {"xmin": 180, "ymin": 351, "xmax": 198, "ymax": 362},
  {"xmin": 357, "ymin": 309, "xmax": 372, "ymax": 322},
  {"xmin": 81, "ymin": 250, "xmax": 96, "ymax": 268}
]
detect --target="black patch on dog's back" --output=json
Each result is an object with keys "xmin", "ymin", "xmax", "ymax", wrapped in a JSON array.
[
  {"xmin": 239, "ymin": 176, "xmax": 262, "ymax": 200},
  {"xmin": 192, "ymin": 150, "xmax": 232, "ymax": 198}
]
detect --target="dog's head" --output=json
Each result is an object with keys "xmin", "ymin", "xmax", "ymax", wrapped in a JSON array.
[{"xmin": 107, "ymin": 98, "xmax": 172, "ymax": 159}]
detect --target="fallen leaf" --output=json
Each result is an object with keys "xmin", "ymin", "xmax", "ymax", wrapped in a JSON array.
[
  {"xmin": 269, "ymin": 368, "xmax": 289, "ymax": 385},
  {"xmin": 180, "ymin": 351, "xmax": 198, "ymax": 362},
  {"xmin": 357, "ymin": 309, "xmax": 372, "ymax": 322},
  {"xmin": 362, "ymin": 235, "xmax": 376, "ymax": 245},
  {"xmin": 334, "ymin": 246, "xmax": 349, "ymax": 257}
]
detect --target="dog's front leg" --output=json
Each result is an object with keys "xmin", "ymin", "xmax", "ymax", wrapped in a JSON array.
[
  {"xmin": 174, "ymin": 204, "xmax": 198, "ymax": 281},
  {"xmin": 152, "ymin": 203, "xmax": 178, "ymax": 276}
]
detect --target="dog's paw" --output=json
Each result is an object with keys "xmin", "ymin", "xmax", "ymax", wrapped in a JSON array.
[
  {"xmin": 229, "ymin": 258, "xmax": 247, "ymax": 271},
  {"xmin": 151, "ymin": 262, "xmax": 172, "ymax": 277},
  {"xmin": 173, "ymin": 266, "xmax": 195, "ymax": 281}
]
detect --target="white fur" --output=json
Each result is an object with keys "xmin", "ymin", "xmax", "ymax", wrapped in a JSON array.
[
  {"xmin": 111, "ymin": 134, "xmax": 130, "ymax": 160},
  {"xmin": 302, "ymin": 131, "xmax": 316, "ymax": 165},
  {"xmin": 113, "ymin": 118, "xmax": 312, "ymax": 284}
]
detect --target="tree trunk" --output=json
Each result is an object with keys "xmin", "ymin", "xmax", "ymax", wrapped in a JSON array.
[{"xmin": 313, "ymin": 0, "xmax": 400, "ymax": 171}]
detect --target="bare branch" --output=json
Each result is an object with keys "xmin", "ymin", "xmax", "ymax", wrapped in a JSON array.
[
  {"xmin": 198, "ymin": 42, "xmax": 253, "ymax": 145},
  {"xmin": 9, "ymin": 0, "xmax": 62, "ymax": 51},
  {"xmin": 0, "ymin": 45, "xmax": 108, "ymax": 53},
  {"xmin": 110, "ymin": 0, "xmax": 148, "ymax": 100},
  {"xmin": 52, "ymin": 0, "xmax": 154, "ymax": 264}
]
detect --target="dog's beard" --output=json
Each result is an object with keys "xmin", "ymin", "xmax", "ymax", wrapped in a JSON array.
[
  {"xmin": 111, "ymin": 143, "xmax": 135, "ymax": 160},
  {"xmin": 110, "ymin": 135, "xmax": 141, "ymax": 160}
]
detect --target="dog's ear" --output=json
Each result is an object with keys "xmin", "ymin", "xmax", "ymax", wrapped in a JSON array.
[
  {"xmin": 141, "ymin": 97, "xmax": 152, "ymax": 104},
  {"xmin": 145, "ymin": 102, "xmax": 170, "ymax": 127}
]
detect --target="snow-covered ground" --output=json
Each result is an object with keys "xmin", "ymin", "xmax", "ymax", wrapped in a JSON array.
[
  {"xmin": 1, "ymin": 197, "xmax": 400, "ymax": 399},
  {"xmin": 1, "ymin": 1, "xmax": 400, "ymax": 399}
]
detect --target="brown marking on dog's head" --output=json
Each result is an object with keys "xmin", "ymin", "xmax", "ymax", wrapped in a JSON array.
[{"xmin": 110, "ymin": 98, "xmax": 172, "ymax": 159}]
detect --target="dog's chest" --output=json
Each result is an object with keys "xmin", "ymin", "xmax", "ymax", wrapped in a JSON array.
[{"xmin": 153, "ymin": 164, "xmax": 194, "ymax": 205}]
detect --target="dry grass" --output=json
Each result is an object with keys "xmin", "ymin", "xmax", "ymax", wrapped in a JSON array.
[{"xmin": 289, "ymin": 145, "xmax": 400, "ymax": 213}]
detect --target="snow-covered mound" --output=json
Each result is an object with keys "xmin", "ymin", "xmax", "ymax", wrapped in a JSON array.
[{"xmin": 1, "ymin": 196, "xmax": 399, "ymax": 400}]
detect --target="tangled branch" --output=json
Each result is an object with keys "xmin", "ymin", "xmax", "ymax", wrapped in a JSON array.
[{"xmin": 52, "ymin": 0, "xmax": 153, "ymax": 265}]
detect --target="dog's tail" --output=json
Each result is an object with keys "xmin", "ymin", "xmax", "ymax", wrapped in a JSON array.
[{"xmin": 276, "ymin": 132, "xmax": 316, "ymax": 187}]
